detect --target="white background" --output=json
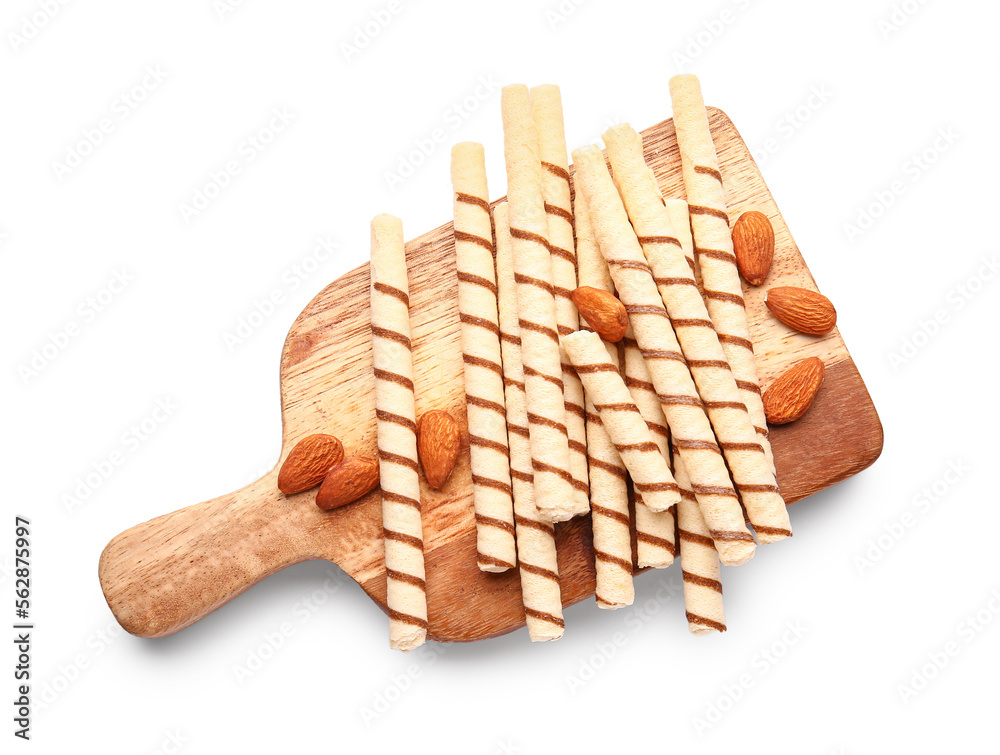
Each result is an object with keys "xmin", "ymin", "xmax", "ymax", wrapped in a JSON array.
[{"xmin": 2, "ymin": 0, "xmax": 998, "ymax": 752}]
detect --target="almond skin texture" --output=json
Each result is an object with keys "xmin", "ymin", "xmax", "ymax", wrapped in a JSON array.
[
  {"xmin": 763, "ymin": 357, "xmax": 825, "ymax": 425},
  {"xmin": 277, "ymin": 434, "xmax": 344, "ymax": 495},
  {"xmin": 765, "ymin": 286, "xmax": 837, "ymax": 335},
  {"xmin": 732, "ymin": 210, "xmax": 774, "ymax": 286},
  {"xmin": 417, "ymin": 410, "xmax": 461, "ymax": 489},
  {"xmin": 571, "ymin": 286, "xmax": 629, "ymax": 342},
  {"xmin": 315, "ymin": 456, "xmax": 380, "ymax": 510}
]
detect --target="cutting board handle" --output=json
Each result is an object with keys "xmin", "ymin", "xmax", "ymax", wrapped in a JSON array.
[{"xmin": 98, "ymin": 472, "xmax": 326, "ymax": 638}]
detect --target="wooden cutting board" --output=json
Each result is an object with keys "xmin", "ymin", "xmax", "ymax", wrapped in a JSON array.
[{"xmin": 98, "ymin": 108, "xmax": 883, "ymax": 643}]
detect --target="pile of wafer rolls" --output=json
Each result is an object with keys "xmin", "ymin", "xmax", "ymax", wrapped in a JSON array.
[{"xmin": 365, "ymin": 75, "xmax": 790, "ymax": 650}]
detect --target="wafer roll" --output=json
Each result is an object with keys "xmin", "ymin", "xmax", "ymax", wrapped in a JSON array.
[
  {"xmin": 663, "ymin": 199, "xmax": 697, "ymax": 282},
  {"xmin": 603, "ymin": 124, "xmax": 791, "ymax": 544},
  {"xmin": 370, "ymin": 214, "xmax": 426, "ymax": 651},
  {"xmin": 572, "ymin": 145, "xmax": 756, "ymax": 566},
  {"xmin": 495, "ymin": 203, "xmax": 565, "ymax": 640},
  {"xmin": 675, "ymin": 447, "xmax": 726, "ymax": 634},
  {"xmin": 622, "ymin": 328, "xmax": 676, "ymax": 568},
  {"xmin": 501, "ymin": 84, "xmax": 575, "ymax": 523},
  {"xmin": 585, "ymin": 360, "xmax": 634, "ymax": 609},
  {"xmin": 531, "ymin": 85, "xmax": 589, "ymax": 516},
  {"xmin": 575, "ymin": 188, "xmax": 633, "ymax": 606},
  {"xmin": 451, "ymin": 142, "xmax": 517, "ymax": 571},
  {"xmin": 563, "ymin": 330, "xmax": 681, "ymax": 516},
  {"xmin": 669, "ymin": 75, "xmax": 779, "ymax": 488},
  {"xmin": 574, "ymin": 187, "xmax": 613, "ymax": 293}
]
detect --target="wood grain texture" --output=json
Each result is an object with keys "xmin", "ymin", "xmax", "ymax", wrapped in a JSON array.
[{"xmin": 99, "ymin": 108, "xmax": 883, "ymax": 642}]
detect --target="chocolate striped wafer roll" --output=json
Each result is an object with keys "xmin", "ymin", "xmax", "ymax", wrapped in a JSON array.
[
  {"xmin": 370, "ymin": 214, "xmax": 427, "ymax": 651},
  {"xmin": 572, "ymin": 145, "xmax": 756, "ymax": 567},
  {"xmin": 501, "ymin": 84, "xmax": 575, "ymax": 523},
  {"xmin": 669, "ymin": 75, "xmax": 779, "ymax": 488},
  {"xmin": 603, "ymin": 124, "xmax": 791, "ymax": 544},
  {"xmin": 574, "ymin": 187, "xmax": 613, "ymax": 294},
  {"xmin": 495, "ymin": 203, "xmax": 565, "ymax": 640},
  {"xmin": 563, "ymin": 330, "xmax": 681, "ymax": 516},
  {"xmin": 622, "ymin": 327, "xmax": 676, "ymax": 568},
  {"xmin": 663, "ymin": 199, "xmax": 697, "ymax": 280},
  {"xmin": 451, "ymin": 142, "xmax": 517, "ymax": 572},
  {"xmin": 531, "ymin": 85, "xmax": 589, "ymax": 517},
  {"xmin": 599, "ymin": 154, "xmax": 678, "ymax": 567},
  {"xmin": 674, "ymin": 446, "xmax": 726, "ymax": 634},
  {"xmin": 575, "ymin": 191, "xmax": 633, "ymax": 607}
]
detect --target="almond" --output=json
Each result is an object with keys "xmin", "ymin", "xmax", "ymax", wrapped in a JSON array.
[
  {"xmin": 315, "ymin": 455, "xmax": 380, "ymax": 510},
  {"xmin": 417, "ymin": 410, "xmax": 461, "ymax": 489},
  {"xmin": 277, "ymin": 434, "xmax": 344, "ymax": 495},
  {"xmin": 762, "ymin": 357, "xmax": 825, "ymax": 425},
  {"xmin": 732, "ymin": 210, "xmax": 774, "ymax": 286},
  {"xmin": 571, "ymin": 286, "xmax": 628, "ymax": 342},
  {"xmin": 765, "ymin": 286, "xmax": 837, "ymax": 335}
]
